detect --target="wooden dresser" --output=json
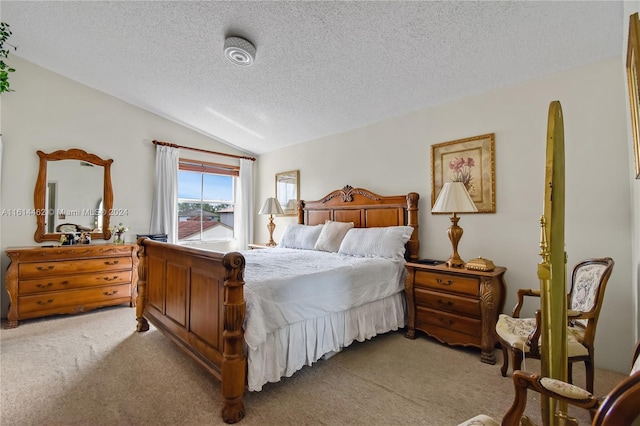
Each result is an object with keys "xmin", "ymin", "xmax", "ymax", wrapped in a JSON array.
[
  {"xmin": 404, "ymin": 262, "xmax": 506, "ymax": 364},
  {"xmin": 5, "ymin": 244, "xmax": 139, "ymax": 328}
]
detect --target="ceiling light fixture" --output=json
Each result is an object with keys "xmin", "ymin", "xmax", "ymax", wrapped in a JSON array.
[{"xmin": 224, "ymin": 36, "xmax": 256, "ymax": 66}]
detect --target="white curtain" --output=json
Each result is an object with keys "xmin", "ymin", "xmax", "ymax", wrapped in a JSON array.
[
  {"xmin": 234, "ymin": 158, "xmax": 254, "ymax": 250},
  {"xmin": 149, "ymin": 145, "xmax": 179, "ymax": 243}
]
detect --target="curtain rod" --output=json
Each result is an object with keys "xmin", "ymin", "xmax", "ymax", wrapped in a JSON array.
[{"xmin": 152, "ymin": 140, "xmax": 256, "ymax": 162}]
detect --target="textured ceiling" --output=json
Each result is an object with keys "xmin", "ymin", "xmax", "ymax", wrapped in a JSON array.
[{"xmin": 2, "ymin": 1, "xmax": 624, "ymax": 155}]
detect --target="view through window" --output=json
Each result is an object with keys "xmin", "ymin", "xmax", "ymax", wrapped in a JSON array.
[{"xmin": 177, "ymin": 165, "xmax": 235, "ymax": 243}]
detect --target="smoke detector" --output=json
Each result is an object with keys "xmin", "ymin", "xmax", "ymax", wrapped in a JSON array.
[{"xmin": 224, "ymin": 37, "xmax": 256, "ymax": 66}]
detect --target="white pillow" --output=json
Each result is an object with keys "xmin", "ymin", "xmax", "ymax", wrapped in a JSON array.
[
  {"xmin": 314, "ymin": 220, "xmax": 354, "ymax": 252},
  {"xmin": 279, "ymin": 224, "xmax": 324, "ymax": 250},
  {"xmin": 338, "ymin": 226, "xmax": 414, "ymax": 259}
]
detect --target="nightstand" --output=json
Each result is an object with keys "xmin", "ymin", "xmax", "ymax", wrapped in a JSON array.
[
  {"xmin": 247, "ymin": 243, "xmax": 275, "ymax": 250},
  {"xmin": 404, "ymin": 262, "xmax": 506, "ymax": 364}
]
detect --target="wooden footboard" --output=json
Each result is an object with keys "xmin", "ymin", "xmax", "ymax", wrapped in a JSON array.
[{"xmin": 136, "ymin": 238, "xmax": 246, "ymax": 424}]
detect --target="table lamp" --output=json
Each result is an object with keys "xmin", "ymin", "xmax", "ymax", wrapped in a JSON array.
[
  {"xmin": 432, "ymin": 182, "xmax": 478, "ymax": 267},
  {"xmin": 258, "ymin": 197, "xmax": 284, "ymax": 247}
]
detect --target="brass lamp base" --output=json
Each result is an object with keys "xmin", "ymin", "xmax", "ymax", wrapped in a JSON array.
[
  {"xmin": 445, "ymin": 213, "xmax": 466, "ymax": 268},
  {"xmin": 266, "ymin": 214, "xmax": 277, "ymax": 247}
]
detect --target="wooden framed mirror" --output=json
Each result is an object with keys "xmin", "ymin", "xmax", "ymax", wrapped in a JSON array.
[
  {"xmin": 275, "ymin": 170, "xmax": 299, "ymax": 216},
  {"xmin": 34, "ymin": 149, "xmax": 114, "ymax": 242}
]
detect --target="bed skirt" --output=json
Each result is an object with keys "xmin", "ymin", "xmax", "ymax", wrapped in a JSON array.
[{"xmin": 247, "ymin": 292, "xmax": 406, "ymax": 391}]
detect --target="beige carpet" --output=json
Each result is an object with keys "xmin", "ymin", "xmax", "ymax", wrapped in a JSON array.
[{"xmin": 0, "ymin": 306, "xmax": 627, "ymax": 425}]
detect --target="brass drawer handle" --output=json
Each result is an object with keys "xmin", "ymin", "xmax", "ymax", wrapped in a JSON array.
[
  {"xmin": 438, "ymin": 317, "xmax": 454, "ymax": 326},
  {"xmin": 435, "ymin": 278, "xmax": 454, "ymax": 286},
  {"xmin": 103, "ymin": 290, "xmax": 119, "ymax": 296},
  {"xmin": 36, "ymin": 265, "xmax": 54, "ymax": 271},
  {"xmin": 36, "ymin": 299, "xmax": 54, "ymax": 305},
  {"xmin": 102, "ymin": 276, "xmax": 119, "ymax": 282},
  {"xmin": 36, "ymin": 283, "xmax": 53, "ymax": 289},
  {"xmin": 436, "ymin": 299, "xmax": 453, "ymax": 307},
  {"xmin": 104, "ymin": 260, "xmax": 120, "ymax": 265}
]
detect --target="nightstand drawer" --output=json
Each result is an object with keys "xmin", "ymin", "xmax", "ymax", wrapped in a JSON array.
[
  {"xmin": 414, "ymin": 288, "xmax": 480, "ymax": 317},
  {"xmin": 416, "ymin": 306, "xmax": 481, "ymax": 338},
  {"xmin": 413, "ymin": 270, "xmax": 479, "ymax": 297}
]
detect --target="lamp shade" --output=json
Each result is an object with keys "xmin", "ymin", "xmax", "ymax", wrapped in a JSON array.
[
  {"xmin": 432, "ymin": 182, "xmax": 478, "ymax": 213},
  {"xmin": 259, "ymin": 197, "xmax": 284, "ymax": 215}
]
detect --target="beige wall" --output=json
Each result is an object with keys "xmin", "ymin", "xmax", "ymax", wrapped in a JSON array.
[
  {"xmin": 0, "ymin": 56, "xmax": 249, "ymax": 316},
  {"xmin": 257, "ymin": 57, "xmax": 635, "ymax": 373}
]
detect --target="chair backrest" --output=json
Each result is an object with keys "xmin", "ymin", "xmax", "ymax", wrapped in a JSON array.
[
  {"xmin": 567, "ymin": 257, "xmax": 614, "ymax": 329},
  {"xmin": 592, "ymin": 371, "xmax": 640, "ymax": 426}
]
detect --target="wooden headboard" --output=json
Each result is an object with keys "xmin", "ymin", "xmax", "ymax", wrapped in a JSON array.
[{"xmin": 297, "ymin": 185, "xmax": 420, "ymax": 261}]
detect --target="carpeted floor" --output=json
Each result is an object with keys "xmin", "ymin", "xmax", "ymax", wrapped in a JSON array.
[{"xmin": 0, "ymin": 306, "xmax": 628, "ymax": 425}]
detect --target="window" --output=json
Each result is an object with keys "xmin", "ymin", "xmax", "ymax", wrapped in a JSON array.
[{"xmin": 177, "ymin": 159, "xmax": 237, "ymax": 243}]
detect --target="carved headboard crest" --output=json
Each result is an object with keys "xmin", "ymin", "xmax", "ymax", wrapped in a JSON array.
[{"xmin": 321, "ymin": 185, "xmax": 381, "ymax": 203}]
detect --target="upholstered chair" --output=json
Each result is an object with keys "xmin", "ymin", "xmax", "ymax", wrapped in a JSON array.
[
  {"xmin": 494, "ymin": 257, "xmax": 614, "ymax": 393},
  {"xmin": 458, "ymin": 340, "xmax": 640, "ymax": 426}
]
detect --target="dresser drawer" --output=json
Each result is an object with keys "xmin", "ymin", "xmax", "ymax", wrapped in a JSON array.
[
  {"xmin": 19, "ymin": 284, "xmax": 131, "ymax": 314},
  {"xmin": 416, "ymin": 306, "xmax": 481, "ymax": 338},
  {"xmin": 414, "ymin": 287, "xmax": 480, "ymax": 317},
  {"xmin": 413, "ymin": 270, "xmax": 479, "ymax": 297},
  {"xmin": 19, "ymin": 271, "xmax": 132, "ymax": 295},
  {"xmin": 19, "ymin": 257, "xmax": 132, "ymax": 279}
]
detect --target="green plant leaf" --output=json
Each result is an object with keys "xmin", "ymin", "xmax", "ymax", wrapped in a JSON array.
[{"xmin": 0, "ymin": 21, "xmax": 16, "ymax": 93}]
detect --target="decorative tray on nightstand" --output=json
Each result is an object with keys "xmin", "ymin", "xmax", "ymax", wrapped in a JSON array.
[{"xmin": 465, "ymin": 257, "xmax": 496, "ymax": 272}]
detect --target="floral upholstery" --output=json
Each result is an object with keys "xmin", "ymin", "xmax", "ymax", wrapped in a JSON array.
[
  {"xmin": 567, "ymin": 324, "xmax": 585, "ymax": 343},
  {"xmin": 569, "ymin": 263, "xmax": 608, "ymax": 327},
  {"xmin": 539, "ymin": 377, "xmax": 592, "ymax": 399},
  {"xmin": 495, "ymin": 314, "xmax": 589, "ymax": 357}
]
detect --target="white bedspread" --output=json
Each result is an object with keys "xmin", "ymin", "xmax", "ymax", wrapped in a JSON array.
[{"xmin": 242, "ymin": 248, "xmax": 406, "ymax": 351}]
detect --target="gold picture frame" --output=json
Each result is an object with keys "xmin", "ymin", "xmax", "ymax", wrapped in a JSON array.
[
  {"xmin": 627, "ymin": 12, "xmax": 640, "ymax": 179},
  {"xmin": 275, "ymin": 170, "xmax": 300, "ymax": 216},
  {"xmin": 431, "ymin": 133, "xmax": 496, "ymax": 213}
]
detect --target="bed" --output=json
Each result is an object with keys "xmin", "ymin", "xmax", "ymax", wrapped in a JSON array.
[{"xmin": 135, "ymin": 185, "xmax": 420, "ymax": 423}]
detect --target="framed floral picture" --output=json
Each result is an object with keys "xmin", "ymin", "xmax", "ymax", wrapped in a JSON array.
[
  {"xmin": 431, "ymin": 133, "xmax": 496, "ymax": 213},
  {"xmin": 627, "ymin": 12, "xmax": 640, "ymax": 179}
]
